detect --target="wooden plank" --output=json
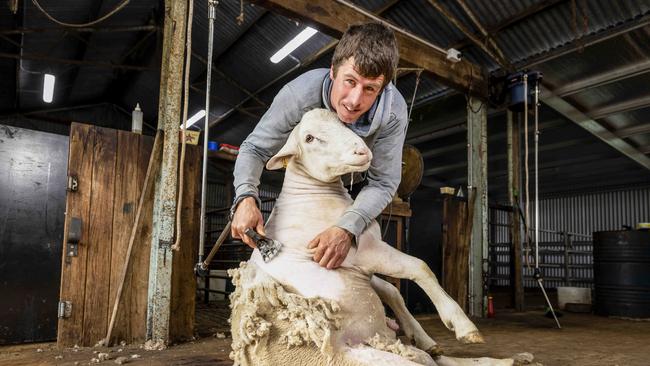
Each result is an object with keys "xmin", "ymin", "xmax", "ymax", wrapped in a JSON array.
[
  {"xmin": 147, "ymin": 0, "xmax": 187, "ymax": 343},
  {"xmin": 250, "ymin": 0, "xmax": 487, "ymax": 96},
  {"xmin": 467, "ymin": 96, "xmax": 488, "ymax": 317},
  {"xmin": 57, "ymin": 123, "xmax": 95, "ymax": 347},
  {"xmin": 170, "ymin": 145, "xmax": 201, "ymax": 341},
  {"xmin": 382, "ymin": 200, "xmax": 412, "ymax": 217},
  {"xmin": 82, "ymin": 126, "xmax": 118, "ymax": 346},
  {"xmin": 108, "ymin": 131, "xmax": 141, "ymax": 343},
  {"xmin": 105, "ymin": 131, "xmax": 163, "ymax": 345},
  {"xmin": 442, "ymin": 196, "xmax": 470, "ymax": 312},
  {"xmin": 507, "ymin": 111, "xmax": 524, "ymax": 311},
  {"xmin": 130, "ymin": 135, "xmax": 155, "ymax": 341}
]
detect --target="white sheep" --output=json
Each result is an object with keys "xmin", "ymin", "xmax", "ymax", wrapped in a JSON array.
[{"xmin": 229, "ymin": 108, "xmax": 534, "ymax": 366}]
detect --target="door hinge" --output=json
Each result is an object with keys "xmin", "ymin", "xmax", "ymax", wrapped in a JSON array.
[
  {"xmin": 67, "ymin": 175, "xmax": 78, "ymax": 192},
  {"xmin": 58, "ymin": 301, "xmax": 72, "ymax": 318}
]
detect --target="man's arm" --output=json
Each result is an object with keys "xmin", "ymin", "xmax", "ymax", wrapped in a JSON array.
[{"xmin": 231, "ymin": 84, "xmax": 302, "ymax": 247}]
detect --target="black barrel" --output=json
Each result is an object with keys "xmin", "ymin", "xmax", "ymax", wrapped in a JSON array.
[{"xmin": 593, "ymin": 230, "xmax": 650, "ymax": 318}]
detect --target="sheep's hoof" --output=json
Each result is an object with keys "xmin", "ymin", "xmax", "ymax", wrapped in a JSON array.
[
  {"xmin": 425, "ymin": 344, "xmax": 444, "ymax": 357},
  {"xmin": 457, "ymin": 330, "xmax": 485, "ymax": 344}
]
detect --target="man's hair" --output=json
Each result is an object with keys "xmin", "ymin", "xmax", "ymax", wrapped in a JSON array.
[{"xmin": 331, "ymin": 23, "xmax": 399, "ymax": 87}]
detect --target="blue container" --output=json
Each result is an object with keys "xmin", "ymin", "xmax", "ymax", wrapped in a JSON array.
[
  {"xmin": 507, "ymin": 71, "xmax": 543, "ymax": 112},
  {"xmin": 208, "ymin": 141, "xmax": 219, "ymax": 151}
]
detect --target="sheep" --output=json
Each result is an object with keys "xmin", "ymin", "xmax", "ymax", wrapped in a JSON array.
[{"xmin": 229, "ymin": 108, "xmax": 534, "ymax": 366}]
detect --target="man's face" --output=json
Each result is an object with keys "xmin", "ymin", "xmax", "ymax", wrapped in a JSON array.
[{"xmin": 329, "ymin": 57, "xmax": 385, "ymax": 124}]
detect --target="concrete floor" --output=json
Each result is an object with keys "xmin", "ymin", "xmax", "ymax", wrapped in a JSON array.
[{"xmin": 1, "ymin": 310, "xmax": 649, "ymax": 365}]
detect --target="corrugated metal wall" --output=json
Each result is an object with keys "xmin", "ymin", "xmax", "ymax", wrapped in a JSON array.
[
  {"xmin": 488, "ymin": 185, "xmax": 650, "ymax": 289},
  {"xmin": 538, "ymin": 186, "xmax": 650, "ymax": 239}
]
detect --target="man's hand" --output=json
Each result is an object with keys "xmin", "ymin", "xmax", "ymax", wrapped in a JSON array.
[
  {"xmin": 308, "ymin": 226, "xmax": 353, "ymax": 269},
  {"xmin": 231, "ymin": 197, "xmax": 265, "ymax": 249}
]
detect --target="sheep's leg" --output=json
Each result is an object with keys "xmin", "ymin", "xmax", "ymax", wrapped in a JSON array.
[
  {"xmin": 434, "ymin": 356, "xmax": 514, "ymax": 366},
  {"xmin": 434, "ymin": 353, "xmax": 535, "ymax": 366},
  {"xmin": 355, "ymin": 239, "xmax": 483, "ymax": 344},
  {"xmin": 370, "ymin": 275, "xmax": 443, "ymax": 356},
  {"xmin": 342, "ymin": 344, "xmax": 437, "ymax": 366}
]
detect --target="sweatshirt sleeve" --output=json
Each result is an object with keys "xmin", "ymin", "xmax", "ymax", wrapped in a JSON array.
[{"xmin": 232, "ymin": 83, "xmax": 302, "ymax": 205}]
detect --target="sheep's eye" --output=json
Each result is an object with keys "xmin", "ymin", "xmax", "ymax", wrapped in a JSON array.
[{"xmin": 305, "ymin": 134, "xmax": 314, "ymax": 143}]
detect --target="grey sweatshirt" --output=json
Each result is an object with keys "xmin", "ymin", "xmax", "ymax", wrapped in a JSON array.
[{"xmin": 232, "ymin": 68, "xmax": 408, "ymax": 237}]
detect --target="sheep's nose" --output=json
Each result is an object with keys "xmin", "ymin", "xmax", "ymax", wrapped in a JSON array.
[{"xmin": 354, "ymin": 144, "xmax": 370, "ymax": 156}]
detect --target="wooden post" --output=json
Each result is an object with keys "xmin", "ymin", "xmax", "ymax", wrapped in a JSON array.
[
  {"xmin": 507, "ymin": 110, "xmax": 524, "ymax": 311},
  {"xmin": 467, "ymin": 96, "xmax": 488, "ymax": 317},
  {"xmin": 146, "ymin": 0, "xmax": 188, "ymax": 346}
]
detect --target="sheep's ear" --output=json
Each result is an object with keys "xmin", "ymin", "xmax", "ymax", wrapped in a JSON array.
[{"xmin": 266, "ymin": 133, "xmax": 299, "ymax": 170}]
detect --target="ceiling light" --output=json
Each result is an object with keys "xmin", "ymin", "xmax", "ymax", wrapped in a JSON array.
[
  {"xmin": 182, "ymin": 109, "xmax": 207, "ymax": 129},
  {"xmin": 270, "ymin": 27, "xmax": 318, "ymax": 64},
  {"xmin": 43, "ymin": 74, "xmax": 55, "ymax": 103}
]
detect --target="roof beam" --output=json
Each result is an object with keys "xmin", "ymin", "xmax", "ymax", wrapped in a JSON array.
[
  {"xmin": 616, "ymin": 124, "xmax": 650, "ymax": 139},
  {"xmin": 205, "ymin": 0, "xmax": 403, "ymax": 129},
  {"xmin": 0, "ymin": 25, "xmax": 159, "ymax": 35},
  {"xmin": 588, "ymin": 95, "xmax": 650, "ymax": 120},
  {"xmin": 449, "ymin": 0, "xmax": 565, "ymax": 54},
  {"xmin": 250, "ymin": 0, "xmax": 487, "ymax": 96},
  {"xmin": 189, "ymin": 9, "xmax": 268, "ymax": 102},
  {"xmin": 191, "ymin": 51, "xmax": 267, "ymax": 108},
  {"xmin": 419, "ymin": 118, "xmax": 567, "ymax": 158},
  {"xmin": 0, "ymin": 52, "xmax": 156, "ymax": 71},
  {"xmin": 488, "ymin": 0, "xmax": 566, "ymax": 34},
  {"xmin": 553, "ymin": 59, "xmax": 650, "ymax": 97},
  {"xmin": 541, "ymin": 85, "xmax": 650, "ymax": 170},
  {"xmin": 422, "ymin": 137, "xmax": 593, "ymax": 175},
  {"xmin": 428, "ymin": 0, "xmax": 511, "ymax": 69}
]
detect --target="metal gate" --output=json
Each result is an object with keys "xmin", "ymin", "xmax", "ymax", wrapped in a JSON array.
[{"xmin": 487, "ymin": 205, "xmax": 594, "ymax": 289}]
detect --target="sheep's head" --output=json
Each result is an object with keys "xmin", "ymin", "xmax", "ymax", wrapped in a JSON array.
[{"xmin": 266, "ymin": 108, "xmax": 372, "ymax": 182}]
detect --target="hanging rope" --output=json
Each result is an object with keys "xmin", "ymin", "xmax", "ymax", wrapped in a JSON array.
[
  {"xmin": 32, "ymin": 0, "xmax": 130, "ymax": 28},
  {"xmin": 171, "ymin": 0, "xmax": 195, "ymax": 252},
  {"xmin": 236, "ymin": 0, "xmax": 245, "ymax": 25},
  {"xmin": 380, "ymin": 70, "xmax": 422, "ymax": 239},
  {"xmin": 407, "ymin": 70, "xmax": 422, "ymax": 123}
]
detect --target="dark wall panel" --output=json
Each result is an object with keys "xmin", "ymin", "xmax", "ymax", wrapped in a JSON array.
[
  {"xmin": 0, "ymin": 125, "xmax": 68, "ymax": 344},
  {"xmin": 407, "ymin": 189, "xmax": 444, "ymax": 314}
]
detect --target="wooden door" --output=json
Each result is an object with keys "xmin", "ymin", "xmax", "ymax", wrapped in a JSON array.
[
  {"xmin": 57, "ymin": 123, "xmax": 200, "ymax": 346},
  {"xmin": 441, "ymin": 195, "xmax": 474, "ymax": 313}
]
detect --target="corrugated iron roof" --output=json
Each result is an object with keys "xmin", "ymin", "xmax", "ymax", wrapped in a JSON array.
[{"xmin": 2, "ymin": 0, "xmax": 650, "ymax": 196}]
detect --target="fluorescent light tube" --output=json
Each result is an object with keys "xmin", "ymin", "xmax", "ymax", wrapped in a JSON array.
[
  {"xmin": 43, "ymin": 74, "xmax": 55, "ymax": 103},
  {"xmin": 181, "ymin": 109, "xmax": 207, "ymax": 129},
  {"xmin": 270, "ymin": 27, "xmax": 318, "ymax": 63}
]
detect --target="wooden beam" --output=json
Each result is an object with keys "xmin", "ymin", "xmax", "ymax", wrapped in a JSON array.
[
  {"xmin": 0, "ymin": 52, "xmax": 156, "ymax": 71},
  {"xmin": 507, "ymin": 111, "xmax": 524, "ymax": 311},
  {"xmin": 429, "ymin": 0, "xmax": 511, "ymax": 70},
  {"xmin": 250, "ymin": 0, "xmax": 487, "ymax": 96},
  {"xmin": 467, "ymin": 96, "xmax": 488, "ymax": 317},
  {"xmin": 450, "ymin": 0, "xmax": 565, "ymax": 51},
  {"xmin": 553, "ymin": 59, "xmax": 650, "ymax": 97},
  {"xmin": 588, "ymin": 95, "xmax": 650, "ymax": 120},
  {"xmin": 146, "ymin": 0, "xmax": 187, "ymax": 346},
  {"xmin": 0, "ymin": 25, "xmax": 159, "ymax": 35},
  {"xmin": 540, "ymin": 86, "xmax": 650, "ymax": 171}
]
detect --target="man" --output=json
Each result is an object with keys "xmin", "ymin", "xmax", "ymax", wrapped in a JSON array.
[{"xmin": 231, "ymin": 23, "xmax": 408, "ymax": 270}]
